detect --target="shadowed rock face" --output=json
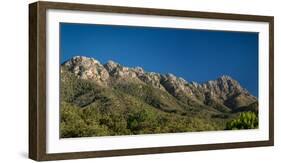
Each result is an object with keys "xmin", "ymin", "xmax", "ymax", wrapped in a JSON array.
[{"xmin": 62, "ymin": 56, "xmax": 257, "ymax": 111}]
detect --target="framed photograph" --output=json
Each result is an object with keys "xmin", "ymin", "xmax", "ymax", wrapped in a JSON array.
[{"xmin": 29, "ymin": 1, "xmax": 274, "ymax": 161}]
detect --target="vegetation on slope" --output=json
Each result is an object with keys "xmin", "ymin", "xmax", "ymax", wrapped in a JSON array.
[{"xmin": 60, "ymin": 67, "xmax": 258, "ymax": 138}]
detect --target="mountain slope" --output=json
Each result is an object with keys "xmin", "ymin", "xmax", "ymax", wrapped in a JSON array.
[{"xmin": 60, "ymin": 56, "xmax": 258, "ymax": 138}]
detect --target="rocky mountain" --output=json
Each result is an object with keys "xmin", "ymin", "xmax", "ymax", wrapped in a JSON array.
[
  {"xmin": 60, "ymin": 56, "xmax": 258, "ymax": 138},
  {"xmin": 62, "ymin": 56, "xmax": 257, "ymax": 112}
]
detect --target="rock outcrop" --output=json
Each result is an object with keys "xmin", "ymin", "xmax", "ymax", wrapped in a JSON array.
[{"xmin": 62, "ymin": 56, "xmax": 109, "ymax": 85}]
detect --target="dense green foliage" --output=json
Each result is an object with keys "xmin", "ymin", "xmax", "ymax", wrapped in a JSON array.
[
  {"xmin": 60, "ymin": 69, "xmax": 258, "ymax": 138},
  {"xmin": 225, "ymin": 112, "xmax": 258, "ymax": 130}
]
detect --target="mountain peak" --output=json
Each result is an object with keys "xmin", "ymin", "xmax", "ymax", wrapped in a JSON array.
[
  {"xmin": 219, "ymin": 75, "xmax": 233, "ymax": 80},
  {"xmin": 62, "ymin": 56, "xmax": 109, "ymax": 84},
  {"xmin": 214, "ymin": 75, "xmax": 237, "ymax": 86},
  {"xmin": 205, "ymin": 75, "xmax": 237, "ymax": 85},
  {"xmin": 104, "ymin": 60, "xmax": 124, "ymax": 75},
  {"xmin": 104, "ymin": 60, "xmax": 121, "ymax": 71},
  {"xmin": 72, "ymin": 55, "xmax": 89, "ymax": 60},
  {"xmin": 71, "ymin": 56, "xmax": 100, "ymax": 63},
  {"xmin": 107, "ymin": 60, "xmax": 119, "ymax": 66},
  {"xmin": 198, "ymin": 74, "xmax": 255, "ymax": 104},
  {"xmin": 133, "ymin": 66, "xmax": 144, "ymax": 72},
  {"xmin": 217, "ymin": 75, "xmax": 241, "ymax": 89},
  {"xmin": 62, "ymin": 56, "xmax": 102, "ymax": 69}
]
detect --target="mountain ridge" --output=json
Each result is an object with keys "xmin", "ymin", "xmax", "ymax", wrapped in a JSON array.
[
  {"xmin": 60, "ymin": 55, "xmax": 259, "ymax": 138},
  {"xmin": 61, "ymin": 56, "xmax": 257, "ymax": 112}
]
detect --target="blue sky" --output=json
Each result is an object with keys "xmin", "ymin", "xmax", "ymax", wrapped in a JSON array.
[{"xmin": 60, "ymin": 23, "xmax": 258, "ymax": 96}]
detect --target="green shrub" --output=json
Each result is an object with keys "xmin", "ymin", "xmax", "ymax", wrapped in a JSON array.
[
  {"xmin": 127, "ymin": 108, "xmax": 158, "ymax": 134},
  {"xmin": 225, "ymin": 112, "xmax": 258, "ymax": 130},
  {"xmin": 60, "ymin": 102, "xmax": 109, "ymax": 138}
]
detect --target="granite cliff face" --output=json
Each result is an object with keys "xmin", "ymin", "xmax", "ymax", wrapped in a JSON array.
[{"xmin": 62, "ymin": 56, "xmax": 257, "ymax": 112}]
